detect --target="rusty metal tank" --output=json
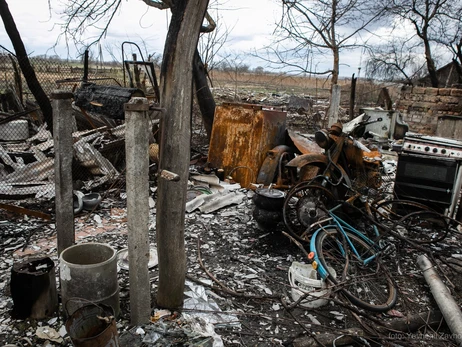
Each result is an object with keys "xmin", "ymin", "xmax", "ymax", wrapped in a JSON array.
[{"xmin": 208, "ymin": 103, "xmax": 287, "ymax": 187}]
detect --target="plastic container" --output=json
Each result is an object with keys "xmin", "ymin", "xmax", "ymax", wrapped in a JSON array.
[
  {"xmin": 73, "ymin": 192, "xmax": 84, "ymax": 214},
  {"xmin": 60, "ymin": 243, "xmax": 120, "ymax": 317},
  {"xmin": 288, "ymin": 261, "xmax": 336, "ymax": 308},
  {"xmin": 0, "ymin": 120, "xmax": 29, "ymax": 141},
  {"xmin": 82, "ymin": 193, "xmax": 102, "ymax": 211}
]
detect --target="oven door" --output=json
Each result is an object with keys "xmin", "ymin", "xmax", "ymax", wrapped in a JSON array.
[{"xmin": 394, "ymin": 153, "xmax": 459, "ymax": 213}]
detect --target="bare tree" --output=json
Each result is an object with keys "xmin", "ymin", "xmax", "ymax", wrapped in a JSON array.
[
  {"xmin": 58, "ymin": 0, "xmax": 212, "ymax": 308},
  {"xmin": 387, "ymin": 0, "xmax": 461, "ymax": 87},
  {"xmin": 365, "ymin": 38, "xmax": 425, "ymax": 84},
  {"xmin": 197, "ymin": 6, "xmax": 230, "ymax": 73},
  {"xmin": 192, "ymin": 9, "xmax": 219, "ymax": 140},
  {"xmin": 193, "ymin": 5, "xmax": 230, "ymax": 138},
  {"xmin": 432, "ymin": 7, "xmax": 462, "ymax": 67},
  {"xmin": 270, "ymin": 0, "xmax": 386, "ymax": 124},
  {"xmin": 218, "ymin": 52, "xmax": 251, "ymax": 100},
  {"xmin": 273, "ymin": 0, "xmax": 386, "ymax": 86},
  {"xmin": 0, "ymin": 0, "xmax": 53, "ymax": 132},
  {"xmin": 59, "ymin": 0, "xmax": 218, "ymax": 139}
]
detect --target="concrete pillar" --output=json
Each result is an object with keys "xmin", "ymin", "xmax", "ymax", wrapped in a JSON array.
[
  {"xmin": 124, "ymin": 97, "xmax": 151, "ymax": 325},
  {"xmin": 52, "ymin": 91, "xmax": 75, "ymax": 255}
]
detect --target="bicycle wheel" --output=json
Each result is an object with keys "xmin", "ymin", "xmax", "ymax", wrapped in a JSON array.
[
  {"xmin": 315, "ymin": 227, "xmax": 398, "ymax": 312},
  {"xmin": 283, "ymin": 183, "xmax": 335, "ymax": 241},
  {"xmin": 393, "ymin": 210, "xmax": 449, "ymax": 244},
  {"xmin": 372, "ymin": 199, "xmax": 432, "ymax": 227}
]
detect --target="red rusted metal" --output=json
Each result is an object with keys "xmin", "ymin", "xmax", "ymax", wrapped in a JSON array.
[
  {"xmin": 256, "ymin": 145, "xmax": 293, "ymax": 186},
  {"xmin": 208, "ymin": 103, "xmax": 286, "ymax": 187},
  {"xmin": 66, "ymin": 304, "xmax": 119, "ymax": 347},
  {"xmin": 287, "ymin": 130, "xmax": 323, "ymax": 155}
]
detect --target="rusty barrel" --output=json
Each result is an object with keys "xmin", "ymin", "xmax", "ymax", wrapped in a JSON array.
[
  {"xmin": 65, "ymin": 303, "xmax": 119, "ymax": 347},
  {"xmin": 60, "ymin": 243, "xmax": 119, "ymax": 317}
]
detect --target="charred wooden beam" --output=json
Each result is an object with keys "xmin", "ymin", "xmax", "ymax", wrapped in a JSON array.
[
  {"xmin": 74, "ymin": 83, "xmax": 144, "ymax": 120},
  {"xmin": 0, "ymin": 203, "xmax": 51, "ymax": 221}
]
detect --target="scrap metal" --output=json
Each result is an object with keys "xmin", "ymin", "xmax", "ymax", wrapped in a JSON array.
[{"xmin": 208, "ymin": 102, "xmax": 286, "ymax": 188}]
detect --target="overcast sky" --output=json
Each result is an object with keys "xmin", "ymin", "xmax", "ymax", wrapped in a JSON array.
[{"xmin": 1, "ymin": 0, "xmax": 390, "ymax": 77}]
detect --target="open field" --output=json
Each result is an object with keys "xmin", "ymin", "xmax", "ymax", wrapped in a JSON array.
[{"xmin": 0, "ymin": 54, "xmax": 402, "ymax": 113}]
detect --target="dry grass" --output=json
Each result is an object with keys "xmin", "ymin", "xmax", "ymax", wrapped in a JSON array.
[
  {"xmin": 209, "ymin": 69, "xmax": 401, "ymax": 108},
  {"xmin": 209, "ymin": 69, "xmax": 349, "ymax": 98}
]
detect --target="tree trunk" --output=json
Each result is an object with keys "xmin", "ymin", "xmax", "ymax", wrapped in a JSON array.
[
  {"xmin": 327, "ymin": 84, "xmax": 341, "ymax": 127},
  {"xmin": 332, "ymin": 46, "xmax": 339, "ymax": 86},
  {"xmin": 326, "ymin": 45, "xmax": 340, "ymax": 126},
  {"xmin": 156, "ymin": 0, "xmax": 209, "ymax": 309},
  {"xmin": 0, "ymin": 0, "xmax": 53, "ymax": 133},
  {"xmin": 452, "ymin": 59, "xmax": 462, "ymax": 85},
  {"xmin": 456, "ymin": 39, "xmax": 462, "ymax": 68},
  {"xmin": 193, "ymin": 49, "xmax": 215, "ymax": 140},
  {"xmin": 377, "ymin": 87, "xmax": 392, "ymax": 110},
  {"xmin": 423, "ymin": 36, "xmax": 438, "ymax": 88}
]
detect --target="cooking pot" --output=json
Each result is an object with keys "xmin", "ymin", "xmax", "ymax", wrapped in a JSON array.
[
  {"xmin": 252, "ymin": 188, "xmax": 285, "ymax": 211},
  {"xmin": 253, "ymin": 205, "xmax": 283, "ymax": 231}
]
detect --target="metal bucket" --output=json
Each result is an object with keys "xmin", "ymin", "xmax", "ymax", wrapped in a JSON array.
[
  {"xmin": 65, "ymin": 303, "xmax": 119, "ymax": 347},
  {"xmin": 60, "ymin": 243, "xmax": 120, "ymax": 317},
  {"xmin": 10, "ymin": 256, "xmax": 58, "ymax": 319}
]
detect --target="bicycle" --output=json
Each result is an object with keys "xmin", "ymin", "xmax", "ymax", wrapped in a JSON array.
[{"xmin": 307, "ymin": 200, "xmax": 398, "ymax": 312}]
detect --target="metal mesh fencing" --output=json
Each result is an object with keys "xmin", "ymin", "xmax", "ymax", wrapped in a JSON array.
[{"xmin": 0, "ymin": 48, "xmax": 133, "ymax": 206}]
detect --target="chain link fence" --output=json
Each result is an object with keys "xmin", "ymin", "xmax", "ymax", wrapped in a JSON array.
[{"xmin": 0, "ymin": 47, "xmax": 153, "ymax": 214}]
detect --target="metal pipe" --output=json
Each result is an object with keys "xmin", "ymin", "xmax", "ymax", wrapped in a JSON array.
[{"xmin": 417, "ymin": 254, "xmax": 462, "ymax": 346}]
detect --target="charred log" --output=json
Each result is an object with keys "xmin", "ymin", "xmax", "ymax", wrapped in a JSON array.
[{"xmin": 74, "ymin": 83, "xmax": 144, "ymax": 120}]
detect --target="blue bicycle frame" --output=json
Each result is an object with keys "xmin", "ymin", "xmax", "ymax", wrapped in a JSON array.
[{"xmin": 309, "ymin": 204, "xmax": 382, "ymax": 279}]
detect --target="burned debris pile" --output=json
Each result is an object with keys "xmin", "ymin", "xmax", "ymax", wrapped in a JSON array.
[
  {"xmin": 0, "ymin": 83, "xmax": 162, "ymax": 201},
  {"xmin": 1, "ymin": 88, "xmax": 462, "ymax": 347}
]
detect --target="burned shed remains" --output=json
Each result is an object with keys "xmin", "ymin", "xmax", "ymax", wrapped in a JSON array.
[{"xmin": 2, "ymin": 43, "xmax": 462, "ymax": 346}]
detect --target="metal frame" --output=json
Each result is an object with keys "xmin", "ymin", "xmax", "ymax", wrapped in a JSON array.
[{"xmin": 121, "ymin": 41, "xmax": 160, "ymax": 102}]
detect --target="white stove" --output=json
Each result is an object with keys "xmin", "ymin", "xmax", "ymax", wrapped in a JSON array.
[{"xmin": 402, "ymin": 132, "xmax": 462, "ymax": 159}]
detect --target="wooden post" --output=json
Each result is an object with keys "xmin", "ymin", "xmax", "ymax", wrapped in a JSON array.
[
  {"xmin": 349, "ymin": 73, "xmax": 357, "ymax": 121},
  {"xmin": 52, "ymin": 91, "xmax": 75, "ymax": 255},
  {"xmin": 125, "ymin": 97, "xmax": 151, "ymax": 325},
  {"xmin": 377, "ymin": 87, "xmax": 392, "ymax": 110},
  {"xmin": 327, "ymin": 84, "xmax": 341, "ymax": 127}
]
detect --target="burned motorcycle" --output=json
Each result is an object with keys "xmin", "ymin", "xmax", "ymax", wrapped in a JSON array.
[{"xmin": 282, "ymin": 123, "xmax": 382, "ymax": 241}]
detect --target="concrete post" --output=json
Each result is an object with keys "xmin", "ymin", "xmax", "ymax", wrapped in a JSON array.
[
  {"xmin": 327, "ymin": 84, "xmax": 341, "ymax": 127},
  {"xmin": 124, "ymin": 97, "xmax": 151, "ymax": 325},
  {"xmin": 52, "ymin": 91, "xmax": 75, "ymax": 255}
]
